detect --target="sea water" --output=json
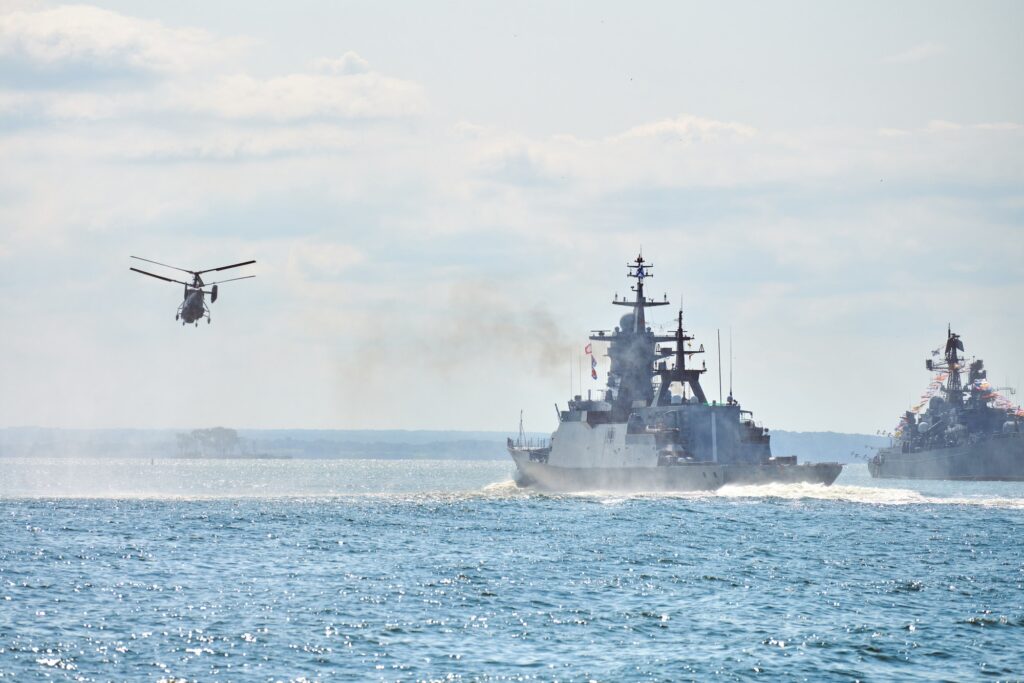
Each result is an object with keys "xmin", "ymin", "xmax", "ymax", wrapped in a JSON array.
[{"xmin": 1, "ymin": 459, "xmax": 1022, "ymax": 681}]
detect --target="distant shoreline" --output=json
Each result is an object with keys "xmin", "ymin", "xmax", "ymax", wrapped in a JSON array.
[{"xmin": 1, "ymin": 427, "xmax": 889, "ymax": 464}]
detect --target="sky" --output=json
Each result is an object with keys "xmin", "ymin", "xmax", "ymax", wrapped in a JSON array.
[{"xmin": 0, "ymin": 1, "xmax": 1022, "ymax": 434}]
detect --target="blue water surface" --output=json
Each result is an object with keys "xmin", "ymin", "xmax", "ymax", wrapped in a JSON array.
[{"xmin": 1, "ymin": 460, "xmax": 1022, "ymax": 682}]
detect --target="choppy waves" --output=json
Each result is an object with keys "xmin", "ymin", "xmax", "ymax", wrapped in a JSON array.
[{"xmin": 2, "ymin": 460, "xmax": 1023, "ymax": 680}]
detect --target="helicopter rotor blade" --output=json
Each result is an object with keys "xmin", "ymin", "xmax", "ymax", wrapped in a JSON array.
[
  {"xmin": 130, "ymin": 255, "xmax": 196, "ymax": 275},
  {"xmin": 195, "ymin": 260, "xmax": 256, "ymax": 276},
  {"xmin": 201, "ymin": 275, "xmax": 255, "ymax": 286},
  {"xmin": 130, "ymin": 267, "xmax": 191, "ymax": 287}
]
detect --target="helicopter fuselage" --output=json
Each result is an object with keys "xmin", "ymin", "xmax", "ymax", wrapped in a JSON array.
[{"xmin": 178, "ymin": 287, "xmax": 207, "ymax": 324}]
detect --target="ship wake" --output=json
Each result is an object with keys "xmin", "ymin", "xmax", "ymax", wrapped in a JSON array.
[
  {"xmin": 715, "ymin": 482, "xmax": 1024, "ymax": 507},
  {"xmin": 497, "ymin": 481, "xmax": 1024, "ymax": 508}
]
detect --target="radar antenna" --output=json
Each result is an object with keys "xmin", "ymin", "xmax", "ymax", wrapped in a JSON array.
[{"xmin": 613, "ymin": 253, "xmax": 670, "ymax": 332}]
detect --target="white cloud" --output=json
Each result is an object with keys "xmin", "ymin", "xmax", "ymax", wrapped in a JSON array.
[
  {"xmin": 925, "ymin": 119, "xmax": 962, "ymax": 132},
  {"xmin": 0, "ymin": 61, "xmax": 425, "ymax": 122},
  {"xmin": 882, "ymin": 42, "xmax": 945, "ymax": 64},
  {"xmin": 611, "ymin": 114, "xmax": 756, "ymax": 143},
  {"xmin": 184, "ymin": 70, "xmax": 426, "ymax": 121},
  {"xmin": 123, "ymin": 125, "xmax": 361, "ymax": 161},
  {"xmin": 1, "ymin": 88, "xmax": 149, "ymax": 119},
  {"xmin": 974, "ymin": 122, "xmax": 1023, "ymax": 132},
  {"xmin": 0, "ymin": 4, "xmax": 243, "ymax": 75},
  {"xmin": 0, "ymin": 80, "xmax": 422, "ymax": 132},
  {"xmin": 454, "ymin": 114, "xmax": 762, "ymax": 196},
  {"xmin": 0, "ymin": 89, "xmax": 30, "ymax": 113},
  {"xmin": 310, "ymin": 51, "xmax": 371, "ymax": 75},
  {"xmin": 881, "ymin": 120, "xmax": 1024, "ymax": 137},
  {"xmin": 287, "ymin": 242, "xmax": 366, "ymax": 281}
]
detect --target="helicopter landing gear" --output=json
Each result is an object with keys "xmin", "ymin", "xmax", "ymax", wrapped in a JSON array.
[
  {"xmin": 195, "ymin": 322, "xmax": 199, "ymax": 327},
  {"xmin": 207, "ymin": 318, "xmax": 211, "ymax": 324},
  {"xmin": 175, "ymin": 313, "xmax": 179, "ymax": 321}
]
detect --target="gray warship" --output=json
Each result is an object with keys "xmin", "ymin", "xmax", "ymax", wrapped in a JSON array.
[
  {"xmin": 508, "ymin": 254, "xmax": 842, "ymax": 492},
  {"xmin": 869, "ymin": 328, "xmax": 1024, "ymax": 481}
]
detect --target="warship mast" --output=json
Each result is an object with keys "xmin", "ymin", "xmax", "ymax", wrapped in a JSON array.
[
  {"xmin": 652, "ymin": 308, "xmax": 708, "ymax": 406},
  {"xmin": 611, "ymin": 253, "xmax": 669, "ymax": 332},
  {"xmin": 944, "ymin": 325, "xmax": 964, "ymax": 399},
  {"xmin": 591, "ymin": 254, "xmax": 670, "ymax": 415}
]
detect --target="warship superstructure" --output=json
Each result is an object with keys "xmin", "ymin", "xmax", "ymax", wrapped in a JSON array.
[
  {"xmin": 508, "ymin": 255, "xmax": 842, "ymax": 492},
  {"xmin": 870, "ymin": 329, "xmax": 1024, "ymax": 480}
]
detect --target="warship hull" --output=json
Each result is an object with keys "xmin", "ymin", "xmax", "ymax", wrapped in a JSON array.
[
  {"xmin": 869, "ymin": 435, "xmax": 1024, "ymax": 481},
  {"xmin": 511, "ymin": 451, "xmax": 841, "ymax": 492},
  {"xmin": 723, "ymin": 462, "xmax": 842, "ymax": 486}
]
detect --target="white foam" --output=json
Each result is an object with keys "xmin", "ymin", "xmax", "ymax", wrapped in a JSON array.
[
  {"xmin": 714, "ymin": 482, "xmax": 931, "ymax": 505},
  {"xmin": 479, "ymin": 479, "xmax": 523, "ymax": 496},
  {"xmin": 507, "ymin": 482, "xmax": 1024, "ymax": 508}
]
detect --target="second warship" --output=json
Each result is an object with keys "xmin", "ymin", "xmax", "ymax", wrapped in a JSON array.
[
  {"xmin": 869, "ymin": 328, "xmax": 1024, "ymax": 481},
  {"xmin": 508, "ymin": 254, "xmax": 842, "ymax": 492}
]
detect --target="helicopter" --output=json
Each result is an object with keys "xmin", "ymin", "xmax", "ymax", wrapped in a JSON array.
[{"xmin": 130, "ymin": 256, "xmax": 256, "ymax": 326}]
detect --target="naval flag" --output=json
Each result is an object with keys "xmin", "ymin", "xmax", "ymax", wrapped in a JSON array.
[{"xmin": 584, "ymin": 343, "xmax": 592, "ymax": 355}]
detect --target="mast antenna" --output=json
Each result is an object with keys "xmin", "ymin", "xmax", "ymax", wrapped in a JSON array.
[
  {"xmin": 728, "ymin": 327, "xmax": 734, "ymax": 400},
  {"xmin": 569, "ymin": 351, "xmax": 573, "ymax": 399},
  {"xmin": 717, "ymin": 328, "xmax": 723, "ymax": 404}
]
